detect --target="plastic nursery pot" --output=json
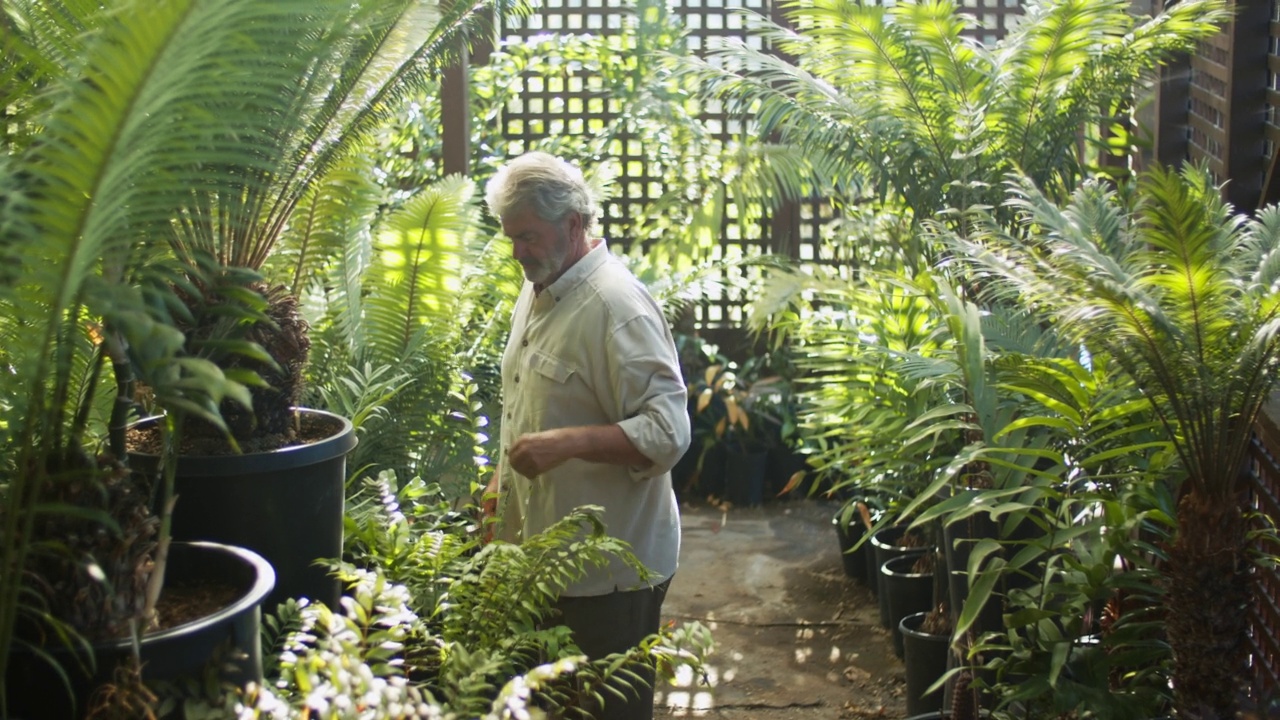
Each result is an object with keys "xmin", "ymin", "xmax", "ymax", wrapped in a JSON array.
[
  {"xmin": 870, "ymin": 526, "xmax": 928, "ymax": 627},
  {"xmin": 725, "ymin": 448, "xmax": 768, "ymax": 507},
  {"xmin": 881, "ymin": 553, "xmax": 935, "ymax": 657},
  {"xmin": 128, "ymin": 408, "xmax": 356, "ymax": 610},
  {"xmin": 900, "ymin": 611, "xmax": 950, "ymax": 716},
  {"xmin": 833, "ymin": 514, "xmax": 869, "ymax": 583},
  {"xmin": 6, "ymin": 541, "xmax": 275, "ymax": 720}
]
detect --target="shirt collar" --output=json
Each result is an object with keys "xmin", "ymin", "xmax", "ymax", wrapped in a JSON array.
[{"xmin": 533, "ymin": 238, "xmax": 609, "ymax": 305}]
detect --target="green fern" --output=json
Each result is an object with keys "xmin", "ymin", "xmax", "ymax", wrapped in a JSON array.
[{"xmin": 199, "ymin": 500, "xmax": 712, "ymax": 719}]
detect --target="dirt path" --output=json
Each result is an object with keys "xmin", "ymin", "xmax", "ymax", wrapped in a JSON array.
[{"xmin": 657, "ymin": 500, "xmax": 911, "ymax": 720}]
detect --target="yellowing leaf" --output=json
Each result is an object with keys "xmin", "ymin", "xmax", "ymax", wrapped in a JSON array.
[
  {"xmin": 696, "ymin": 387, "xmax": 713, "ymax": 413},
  {"xmin": 725, "ymin": 395, "xmax": 741, "ymax": 427},
  {"xmin": 715, "ymin": 416, "xmax": 727, "ymax": 438},
  {"xmin": 777, "ymin": 470, "xmax": 807, "ymax": 496},
  {"xmin": 704, "ymin": 364, "xmax": 722, "ymax": 386}
]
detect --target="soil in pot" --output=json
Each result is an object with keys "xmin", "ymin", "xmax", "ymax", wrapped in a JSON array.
[
  {"xmin": 127, "ymin": 409, "xmax": 355, "ymax": 611},
  {"xmin": 5, "ymin": 541, "xmax": 274, "ymax": 720}
]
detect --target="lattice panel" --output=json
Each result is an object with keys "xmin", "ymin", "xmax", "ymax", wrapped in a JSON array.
[
  {"xmin": 496, "ymin": 0, "xmax": 1020, "ymax": 329},
  {"xmin": 498, "ymin": 0, "xmax": 777, "ymax": 329},
  {"xmin": 957, "ymin": 0, "xmax": 1023, "ymax": 43}
]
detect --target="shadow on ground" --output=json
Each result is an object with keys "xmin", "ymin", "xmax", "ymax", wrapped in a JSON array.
[{"xmin": 657, "ymin": 500, "xmax": 910, "ymax": 720}]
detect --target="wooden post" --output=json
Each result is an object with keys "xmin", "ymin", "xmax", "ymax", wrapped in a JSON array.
[{"xmin": 440, "ymin": 48, "xmax": 470, "ymax": 177}]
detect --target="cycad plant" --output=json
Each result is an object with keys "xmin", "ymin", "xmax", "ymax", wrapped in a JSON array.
[
  {"xmin": 0, "ymin": 0, "xmax": 335, "ymax": 708},
  {"xmin": 949, "ymin": 165, "xmax": 1280, "ymax": 719},
  {"xmin": 0, "ymin": 0, "xmax": 519, "ymax": 710},
  {"xmin": 151, "ymin": 0, "xmax": 519, "ymax": 446},
  {"xmin": 685, "ymin": 0, "xmax": 1227, "ymax": 265}
]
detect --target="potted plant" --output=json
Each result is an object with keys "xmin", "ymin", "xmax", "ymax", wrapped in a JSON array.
[
  {"xmin": 948, "ymin": 165, "xmax": 1280, "ymax": 719},
  {"xmin": 882, "ymin": 550, "xmax": 938, "ymax": 657},
  {"xmin": 109, "ymin": 0, "xmax": 513, "ymax": 611},
  {"xmin": 900, "ymin": 604, "xmax": 953, "ymax": 716},
  {"xmin": 686, "ymin": 350, "xmax": 778, "ymax": 505},
  {"xmin": 0, "ymin": 1, "xmax": 312, "ymax": 712}
]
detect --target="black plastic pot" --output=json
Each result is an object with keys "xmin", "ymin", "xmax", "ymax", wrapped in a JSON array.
[
  {"xmin": 698, "ymin": 443, "xmax": 727, "ymax": 498},
  {"xmin": 725, "ymin": 448, "xmax": 767, "ymax": 506},
  {"xmin": 130, "ymin": 408, "xmax": 356, "ymax": 610},
  {"xmin": 5, "ymin": 541, "xmax": 274, "ymax": 720},
  {"xmin": 766, "ymin": 447, "xmax": 807, "ymax": 499},
  {"xmin": 900, "ymin": 611, "xmax": 950, "ymax": 716},
  {"xmin": 882, "ymin": 554, "xmax": 935, "ymax": 657},
  {"xmin": 942, "ymin": 512, "xmax": 1002, "ymax": 637},
  {"xmin": 871, "ymin": 526, "xmax": 928, "ymax": 627},
  {"xmin": 833, "ymin": 514, "xmax": 869, "ymax": 582}
]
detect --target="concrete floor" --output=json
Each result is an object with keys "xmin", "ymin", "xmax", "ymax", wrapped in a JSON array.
[{"xmin": 656, "ymin": 500, "xmax": 910, "ymax": 720}]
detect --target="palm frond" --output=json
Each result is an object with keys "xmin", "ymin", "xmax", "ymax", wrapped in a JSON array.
[{"xmin": 950, "ymin": 166, "xmax": 1280, "ymax": 500}]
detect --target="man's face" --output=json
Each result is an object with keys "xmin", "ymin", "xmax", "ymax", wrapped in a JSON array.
[{"xmin": 501, "ymin": 206, "xmax": 574, "ymax": 285}]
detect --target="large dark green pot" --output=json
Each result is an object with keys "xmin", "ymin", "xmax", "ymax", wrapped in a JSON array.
[
  {"xmin": 129, "ymin": 408, "xmax": 356, "ymax": 610},
  {"xmin": 5, "ymin": 541, "xmax": 274, "ymax": 720}
]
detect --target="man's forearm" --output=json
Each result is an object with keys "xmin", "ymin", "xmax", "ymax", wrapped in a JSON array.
[
  {"xmin": 558, "ymin": 424, "xmax": 652, "ymax": 467},
  {"xmin": 507, "ymin": 424, "xmax": 651, "ymax": 478}
]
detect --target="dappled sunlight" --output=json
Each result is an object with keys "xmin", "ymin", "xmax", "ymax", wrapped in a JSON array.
[
  {"xmin": 659, "ymin": 617, "xmax": 861, "ymax": 716},
  {"xmin": 659, "ymin": 660, "xmax": 721, "ymax": 717}
]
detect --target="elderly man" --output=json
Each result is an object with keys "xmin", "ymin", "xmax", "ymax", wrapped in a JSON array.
[{"xmin": 482, "ymin": 151, "xmax": 690, "ymax": 720}]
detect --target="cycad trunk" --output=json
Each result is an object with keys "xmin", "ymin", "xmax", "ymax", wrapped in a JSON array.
[{"xmin": 1167, "ymin": 491, "xmax": 1249, "ymax": 719}]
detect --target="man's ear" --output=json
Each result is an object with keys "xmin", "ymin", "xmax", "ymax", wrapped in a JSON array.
[{"xmin": 567, "ymin": 211, "xmax": 584, "ymax": 238}]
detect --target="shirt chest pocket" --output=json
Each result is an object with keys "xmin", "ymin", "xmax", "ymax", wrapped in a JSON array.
[
  {"xmin": 528, "ymin": 351, "xmax": 575, "ymax": 385},
  {"xmin": 522, "ymin": 348, "xmax": 611, "ymax": 425},
  {"xmin": 523, "ymin": 351, "xmax": 581, "ymax": 426}
]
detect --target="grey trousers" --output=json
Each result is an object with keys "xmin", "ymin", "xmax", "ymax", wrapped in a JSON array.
[{"xmin": 551, "ymin": 577, "xmax": 672, "ymax": 720}]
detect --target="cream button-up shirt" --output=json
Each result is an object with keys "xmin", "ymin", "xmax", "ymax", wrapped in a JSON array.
[{"xmin": 497, "ymin": 239, "xmax": 689, "ymax": 596}]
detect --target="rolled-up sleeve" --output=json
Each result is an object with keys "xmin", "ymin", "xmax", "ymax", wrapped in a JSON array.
[{"xmin": 607, "ymin": 314, "xmax": 691, "ymax": 480}]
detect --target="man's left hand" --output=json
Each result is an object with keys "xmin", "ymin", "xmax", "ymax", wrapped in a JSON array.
[{"xmin": 508, "ymin": 429, "xmax": 574, "ymax": 478}]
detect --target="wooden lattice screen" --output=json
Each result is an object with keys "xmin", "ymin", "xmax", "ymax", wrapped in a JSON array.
[{"xmin": 492, "ymin": 0, "xmax": 1023, "ymax": 331}]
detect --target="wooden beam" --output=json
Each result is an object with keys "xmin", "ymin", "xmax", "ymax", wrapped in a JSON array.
[{"xmin": 441, "ymin": 48, "xmax": 470, "ymax": 177}]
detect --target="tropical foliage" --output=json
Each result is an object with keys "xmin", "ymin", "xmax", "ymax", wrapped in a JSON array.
[
  {"xmin": 947, "ymin": 166, "xmax": 1280, "ymax": 719},
  {"xmin": 184, "ymin": 475, "xmax": 712, "ymax": 719},
  {"xmin": 0, "ymin": 0, "xmax": 518, "ymax": 712},
  {"xmin": 292, "ymin": 172, "xmax": 521, "ymax": 498},
  {"xmin": 685, "ymin": 0, "xmax": 1228, "ymax": 268}
]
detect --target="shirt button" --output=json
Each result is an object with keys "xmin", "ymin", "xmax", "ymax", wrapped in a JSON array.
[
  {"xmin": 521, "ymin": 339, "xmax": 528, "ymax": 347},
  {"xmin": 514, "ymin": 374, "xmax": 520, "ymax": 383}
]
